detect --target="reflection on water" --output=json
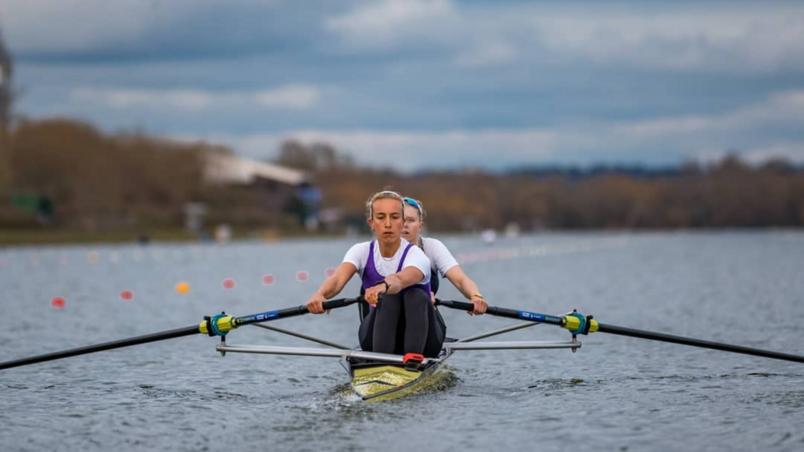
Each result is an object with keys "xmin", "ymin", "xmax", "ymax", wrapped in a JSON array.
[{"xmin": 1, "ymin": 231, "xmax": 804, "ymax": 451}]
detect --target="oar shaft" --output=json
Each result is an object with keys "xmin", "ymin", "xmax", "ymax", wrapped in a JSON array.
[
  {"xmin": 0, "ymin": 325, "xmax": 199, "ymax": 370},
  {"xmin": 597, "ymin": 323, "xmax": 804, "ymax": 364},
  {"xmin": 436, "ymin": 299, "xmax": 565, "ymax": 326},
  {"xmin": 233, "ymin": 298, "xmax": 357, "ymax": 327},
  {"xmin": 0, "ymin": 298, "xmax": 359, "ymax": 371},
  {"xmin": 437, "ymin": 299, "xmax": 804, "ymax": 364}
]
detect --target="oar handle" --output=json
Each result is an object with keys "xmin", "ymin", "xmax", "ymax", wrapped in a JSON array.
[
  {"xmin": 231, "ymin": 298, "xmax": 359, "ymax": 328},
  {"xmin": 323, "ymin": 297, "xmax": 359, "ymax": 310},
  {"xmin": 436, "ymin": 299, "xmax": 474, "ymax": 311}
]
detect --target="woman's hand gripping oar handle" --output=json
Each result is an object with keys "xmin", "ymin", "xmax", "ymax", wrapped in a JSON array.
[
  {"xmin": 0, "ymin": 298, "xmax": 359, "ymax": 371},
  {"xmin": 436, "ymin": 299, "xmax": 804, "ymax": 364}
]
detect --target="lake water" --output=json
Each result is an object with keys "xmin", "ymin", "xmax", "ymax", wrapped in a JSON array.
[{"xmin": 1, "ymin": 231, "xmax": 803, "ymax": 451}]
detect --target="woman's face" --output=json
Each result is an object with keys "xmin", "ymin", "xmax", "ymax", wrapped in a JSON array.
[
  {"xmin": 402, "ymin": 204, "xmax": 422, "ymax": 243},
  {"xmin": 368, "ymin": 198, "xmax": 403, "ymax": 245}
]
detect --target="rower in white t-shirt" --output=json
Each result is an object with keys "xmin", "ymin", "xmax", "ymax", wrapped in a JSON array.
[
  {"xmin": 401, "ymin": 196, "xmax": 488, "ymax": 315},
  {"xmin": 306, "ymin": 190, "xmax": 445, "ymax": 357}
]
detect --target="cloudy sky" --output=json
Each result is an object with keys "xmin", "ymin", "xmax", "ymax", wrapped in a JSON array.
[{"xmin": 1, "ymin": 0, "xmax": 804, "ymax": 171}]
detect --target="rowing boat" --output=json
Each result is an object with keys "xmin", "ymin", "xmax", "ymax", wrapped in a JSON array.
[
  {"xmin": 2, "ymin": 297, "xmax": 802, "ymax": 401},
  {"xmin": 219, "ymin": 318, "xmax": 580, "ymax": 401}
]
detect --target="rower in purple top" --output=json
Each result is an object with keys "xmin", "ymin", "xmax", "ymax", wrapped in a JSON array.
[{"xmin": 306, "ymin": 190, "xmax": 444, "ymax": 357}]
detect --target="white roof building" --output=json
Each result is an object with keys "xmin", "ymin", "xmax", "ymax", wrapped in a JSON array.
[{"xmin": 204, "ymin": 152, "xmax": 308, "ymax": 186}]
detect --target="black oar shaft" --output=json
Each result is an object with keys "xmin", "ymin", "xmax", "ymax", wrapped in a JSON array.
[
  {"xmin": 0, "ymin": 298, "xmax": 358, "ymax": 371},
  {"xmin": 597, "ymin": 323, "xmax": 804, "ymax": 364},
  {"xmin": 233, "ymin": 298, "xmax": 356, "ymax": 327},
  {"xmin": 0, "ymin": 325, "xmax": 199, "ymax": 370},
  {"xmin": 437, "ymin": 299, "xmax": 804, "ymax": 364},
  {"xmin": 436, "ymin": 299, "xmax": 565, "ymax": 326}
]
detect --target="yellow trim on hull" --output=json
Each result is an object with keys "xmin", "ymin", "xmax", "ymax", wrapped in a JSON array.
[{"xmin": 351, "ymin": 362, "xmax": 449, "ymax": 402}]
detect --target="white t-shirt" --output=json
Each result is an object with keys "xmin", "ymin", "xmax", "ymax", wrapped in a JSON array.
[
  {"xmin": 343, "ymin": 238, "xmax": 431, "ymax": 285},
  {"xmin": 420, "ymin": 237, "xmax": 459, "ymax": 277}
]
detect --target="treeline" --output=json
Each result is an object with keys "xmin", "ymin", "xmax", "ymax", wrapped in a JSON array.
[
  {"xmin": 282, "ymin": 145, "xmax": 804, "ymax": 231},
  {"xmin": 0, "ymin": 118, "xmax": 296, "ymax": 232},
  {"xmin": 1, "ymin": 118, "xmax": 803, "ymax": 238}
]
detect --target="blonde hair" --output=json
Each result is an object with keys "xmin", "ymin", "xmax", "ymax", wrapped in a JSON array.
[{"xmin": 365, "ymin": 190, "xmax": 404, "ymax": 219}]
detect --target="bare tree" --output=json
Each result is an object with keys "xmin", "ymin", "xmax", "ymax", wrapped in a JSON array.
[
  {"xmin": 276, "ymin": 139, "xmax": 355, "ymax": 172},
  {"xmin": 0, "ymin": 30, "xmax": 12, "ymax": 194},
  {"xmin": 0, "ymin": 30, "xmax": 12, "ymax": 130},
  {"xmin": 276, "ymin": 140, "xmax": 316, "ymax": 171}
]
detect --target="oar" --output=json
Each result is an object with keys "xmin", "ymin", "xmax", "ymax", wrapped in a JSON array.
[
  {"xmin": 436, "ymin": 299, "xmax": 804, "ymax": 364},
  {"xmin": 0, "ymin": 298, "xmax": 358, "ymax": 371}
]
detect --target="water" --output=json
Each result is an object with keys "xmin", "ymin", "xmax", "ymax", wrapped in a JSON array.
[{"xmin": 1, "ymin": 231, "xmax": 803, "ymax": 451}]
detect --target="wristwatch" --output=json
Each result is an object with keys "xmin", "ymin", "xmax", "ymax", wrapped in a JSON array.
[{"xmin": 380, "ymin": 280, "xmax": 390, "ymax": 293}]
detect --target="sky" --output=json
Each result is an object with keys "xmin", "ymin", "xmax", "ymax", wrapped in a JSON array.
[{"xmin": 1, "ymin": 0, "xmax": 804, "ymax": 171}]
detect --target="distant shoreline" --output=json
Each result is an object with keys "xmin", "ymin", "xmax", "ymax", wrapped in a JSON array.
[{"xmin": 2, "ymin": 226, "xmax": 801, "ymax": 247}]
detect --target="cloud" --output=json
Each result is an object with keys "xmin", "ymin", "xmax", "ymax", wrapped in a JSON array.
[
  {"xmin": 69, "ymin": 84, "xmax": 321, "ymax": 111},
  {"xmin": 454, "ymin": 40, "xmax": 517, "ymax": 67},
  {"xmin": 195, "ymin": 89, "xmax": 804, "ymax": 170},
  {"xmin": 4, "ymin": 0, "xmax": 804, "ymax": 75},
  {"xmin": 0, "ymin": 0, "xmax": 155, "ymax": 54},
  {"xmin": 325, "ymin": 0, "xmax": 457, "ymax": 52},
  {"xmin": 205, "ymin": 128, "xmax": 556, "ymax": 171},
  {"xmin": 324, "ymin": 1, "xmax": 804, "ymax": 73},
  {"xmin": 740, "ymin": 142, "xmax": 804, "ymax": 165},
  {"xmin": 4, "ymin": 1, "xmax": 804, "ymax": 171},
  {"xmin": 0, "ymin": 0, "xmax": 300, "ymax": 60},
  {"xmin": 255, "ymin": 85, "xmax": 321, "ymax": 109},
  {"xmin": 565, "ymin": 89, "xmax": 804, "ymax": 164},
  {"xmin": 531, "ymin": 6, "xmax": 804, "ymax": 73},
  {"xmin": 612, "ymin": 90, "xmax": 804, "ymax": 140}
]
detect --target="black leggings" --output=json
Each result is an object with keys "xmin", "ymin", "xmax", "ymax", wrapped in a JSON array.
[{"xmin": 358, "ymin": 288, "xmax": 446, "ymax": 357}]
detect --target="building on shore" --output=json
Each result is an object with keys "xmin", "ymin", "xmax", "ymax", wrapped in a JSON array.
[{"xmin": 200, "ymin": 152, "xmax": 321, "ymax": 233}]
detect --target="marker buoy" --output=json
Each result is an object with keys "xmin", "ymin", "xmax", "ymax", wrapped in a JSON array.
[{"xmin": 175, "ymin": 281, "xmax": 190, "ymax": 295}]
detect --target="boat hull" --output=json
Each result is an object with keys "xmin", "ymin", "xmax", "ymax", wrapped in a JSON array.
[{"xmin": 348, "ymin": 352, "xmax": 451, "ymax": 402}]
